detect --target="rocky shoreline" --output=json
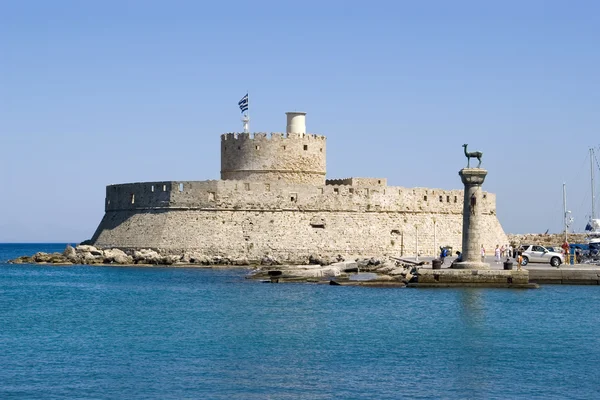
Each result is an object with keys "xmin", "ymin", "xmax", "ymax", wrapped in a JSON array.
[
  {"xmin": 7, "ymin": 244, "xmax": 421, "ymax": 286},
  {"xmin": 7, "ymin": 244, "xmax": 388, "ymax": 268},
  {"xmin": 9, "ymin": 245, "xmax": 262, "ymax": 266},
  {"xmin": 9, "ymin": 232, "xmax": 589, "ymax": 268}
]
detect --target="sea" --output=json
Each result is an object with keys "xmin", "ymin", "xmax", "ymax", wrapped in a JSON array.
[{"xmin": 1, "ymin": 243, "xmax": 600, "ymax": 399}]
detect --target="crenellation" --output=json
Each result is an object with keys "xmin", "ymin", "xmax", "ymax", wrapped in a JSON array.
[
  {"xmin": 220, "ymin": 132, "xmax": 325, "ymax": 142},
  {"xmin": 101, "ymin": 180, "xmax": 492, "ymax": 218}
]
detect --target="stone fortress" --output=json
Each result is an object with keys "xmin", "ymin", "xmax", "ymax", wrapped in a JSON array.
[{"xmin": 91, "ymin": 112, "xmax": 508, "ymax": 264}]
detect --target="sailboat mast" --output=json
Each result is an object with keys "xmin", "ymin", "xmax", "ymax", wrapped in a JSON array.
[
  {"xmin": 563, "ymin": 182, "xmax": 568, "ymax": 243},
  {"xmin": 591, "ymin": 148, "xmax": 596, "ymax": 220}
]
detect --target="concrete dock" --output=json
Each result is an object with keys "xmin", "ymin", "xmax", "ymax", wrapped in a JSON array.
[{"xmin": 420, "ymin": 256, "xmax": 600, "ymax": 285}]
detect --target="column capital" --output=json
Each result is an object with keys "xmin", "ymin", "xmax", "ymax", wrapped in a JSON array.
[{"xmin": 459, "ymin": 168, "xmax": 488, "ymax": 185}]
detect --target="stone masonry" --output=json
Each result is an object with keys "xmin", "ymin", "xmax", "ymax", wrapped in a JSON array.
[{"xmin": 91, "ymin": 112, "xmax": 508, "ymax": 264}]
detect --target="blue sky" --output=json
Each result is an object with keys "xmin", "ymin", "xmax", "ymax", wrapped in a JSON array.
[{"xmin": 1, "ymin": 0, "xmax": 599, "ymax": 242}]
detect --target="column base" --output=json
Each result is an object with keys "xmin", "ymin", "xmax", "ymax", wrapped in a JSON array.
[{"xmin": 450, "ymin": 261, "xmax": 491, "ymax": 270}]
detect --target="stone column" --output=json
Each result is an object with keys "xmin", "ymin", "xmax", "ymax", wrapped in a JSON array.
[{"xmin": 453, "ymin": 168, "xmax": 490, "ymax": 269}]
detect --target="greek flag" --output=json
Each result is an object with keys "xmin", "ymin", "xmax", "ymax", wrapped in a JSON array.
[{"xmin": 238, "ymin": 93, "xmax": 249, "ymax": 113}]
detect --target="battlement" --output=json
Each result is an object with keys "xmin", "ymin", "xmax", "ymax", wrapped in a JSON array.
[
  {"xmin": 326, "ymin": 178, "xmax": 388, "ymax": 187},
  {"xmin": 103, "ymin": 179, "xmax": 496, "ymax": 218},
  {"xmin": 221, "ymin": 132, "xmax": 326, "ymax": 141}
]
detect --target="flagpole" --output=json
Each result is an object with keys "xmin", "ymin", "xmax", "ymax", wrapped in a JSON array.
[
  {"xmin": 246, "ymin": 90, "xmax": 250, "ymax": 133},
  {"xmin": 241, "ymin": 92, "xmax": 250, "ymax": 133}
]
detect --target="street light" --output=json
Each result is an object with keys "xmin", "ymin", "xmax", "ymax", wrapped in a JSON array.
[{"xmin": 415, "ymin": 225, "xmax": 420, "ymax": 262}]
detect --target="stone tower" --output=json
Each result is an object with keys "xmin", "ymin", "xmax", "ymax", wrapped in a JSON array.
[{"xmin": 220, "ymin": 112, "xmax": 327, "ymax": 185}]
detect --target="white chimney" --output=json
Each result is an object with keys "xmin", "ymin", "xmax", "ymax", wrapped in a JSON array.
[{"xmin": 285, "ymin": 112, "xmax": 307, "ymax": 134}]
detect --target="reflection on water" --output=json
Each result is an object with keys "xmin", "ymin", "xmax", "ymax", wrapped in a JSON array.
[{"xmin": 459, "ymin": 288, "xmax": 485, "ymax": 326}]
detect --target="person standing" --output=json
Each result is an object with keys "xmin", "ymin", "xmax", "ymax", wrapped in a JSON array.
[
  {"xmin": 481, "ymin": 245, "xmax": 486, "ymax": 262},
  {"xmin": 495, "ymin": 245, "xmax": 501, "ymax": 264},
  {"xmin": 561, "ymin": 241, "xmax": 570, "ymax": 264},
  {"xmin": 508, "ymin": 245, "xmax": 513, "ymax": 258},
  {"xmin": 440, "ymin": 247, "xmax": 448, "ymax": 265}
]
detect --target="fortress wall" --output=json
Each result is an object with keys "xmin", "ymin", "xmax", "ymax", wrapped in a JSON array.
[
  {"xmin": 92, "ymin": 208, "xmax": 507, "ymax": 262},
  {"xmin": 105, "ymin": 182, "xmax": 172, "ymax": 211},
  {"xmin": 90, "ymin": 210, "xmax": 170, "ymax": 248},
  {"xmin": 93, "ymin": 180, "xmax": 507, "ymax": 262},
  {"xmin": 102, "ymin": 181, "xmax": 498, "ymax": 216},
  {"xmin": 220, "ymin": 132, "xmax": 326, "ymax": 185},
  {"xmin": 92, "ymin": 181, "xmax": 507, "ymax": 262}
]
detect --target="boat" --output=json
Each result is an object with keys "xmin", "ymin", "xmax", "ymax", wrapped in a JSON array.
[{"xmin": 584, "ymin": 148, "xmax": 600, "ymax": 258}]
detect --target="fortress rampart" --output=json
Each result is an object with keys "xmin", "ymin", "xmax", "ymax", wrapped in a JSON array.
[
  {"xmin": 92, "ymin": 179, "xmax": 506, "ymax": 263},
  {"xmin": 91, "ymin": 111, "xmax": 508, "ymax": 263},
  {"xmin": 102, "ymin": 180, "xmax": 492, "ymax": 214}
]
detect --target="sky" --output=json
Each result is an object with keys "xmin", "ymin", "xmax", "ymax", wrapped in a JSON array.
[{"xmin": 1, "ymin": 0, "xmax": 599, "ymax": 242}]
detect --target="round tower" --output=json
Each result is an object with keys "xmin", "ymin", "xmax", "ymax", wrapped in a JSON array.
[{"xmin": 220, "ymin": 112, "xmax": 326, "ymax": 185}]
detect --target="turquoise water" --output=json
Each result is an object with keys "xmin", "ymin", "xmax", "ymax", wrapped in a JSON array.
[{"xmin": 1, "ymin": 244, "xmax": 600, "ymax": 399}]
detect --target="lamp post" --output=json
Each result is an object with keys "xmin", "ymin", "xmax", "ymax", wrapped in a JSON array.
[
  {"xmin": 433, "ymin": 218, "xmax": 437, "ymax": 257},
  {"xmin": 415, "ymin": 225, "xmax": 420, "ymax": 262}
]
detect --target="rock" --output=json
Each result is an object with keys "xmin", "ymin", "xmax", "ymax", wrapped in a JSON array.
[
  {"xmin": 50, "ymin": 255, "xmax": 68, "ymax": 263},
  {"xmin": 260, "ymin": 255, "xmax": 281, "ymax": 266},
  {"xmin": 181, "ymin": 252, "xmax": 209, "ymax": 264},
  {"xmin": 63, "ymin": 244, "xmax": 77, "ymax": 259},
  {"xmin": 233, "ymin": 258, "xmax": 250, "ymax": 266},
  {"xmin": 211, "ymin": 256, "xmax": 226, "ymax": 265},
  {"xmin": 102, "ymin": 248, "xmax": 133, "ymax": 264},
  {"xmin": 321, "ymin": 267, "xmax": 342, "ymax": 277},
  {"xmin": 331, "ymin": 261, "xmax": 358, "ymax": 271},
  {"xmin": 76, "ymin": 245, "xmax": 99, "ymax": 253},
  {"xmin": 103, "ymin": 248, "xmax": 127, "ymax": 260},
  {"xmin": 388, "ymin": 267, "xmax": 408, "ymax": 276},
  {"xmin": 9, "ymin": 256, "xmax": 33, "ymax": 264},
  {"xmin": 309, "ymin": 254, "xmax": 333, "ymax": 266},
  {"xmin": 115, "ymin": 254, "xmax": 133, "ymax": 264},
  {"xmin": 32, "ymin": 252, "xmax": 69, "ymax": 264},
  {"xmin": 33, "ymin": 252, "xmax": 55, "ymax": 263},
  {"xmin": 83, "ymin": 252, "xmax": 103, "ymax": 264},
  {"xmin": 162, "ymin": 255, "xmax": 182, "ymax": 265},
  {"xmin": 368, "ymin": 257, "xmax": 382, "ymax": 266},
  {"xmin": 133, "ymin": 249, "xmax": 161, "ymax": 264}
]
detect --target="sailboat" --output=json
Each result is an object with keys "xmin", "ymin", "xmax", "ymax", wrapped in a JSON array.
[{"xmin": 585, "ymin": 148, "xmax": 600, "ymax": 257}]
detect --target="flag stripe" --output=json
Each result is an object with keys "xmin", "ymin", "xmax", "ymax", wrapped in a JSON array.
[{"xmin": 238, "ymin": 94, "xmax": 249, "ymax": 113}]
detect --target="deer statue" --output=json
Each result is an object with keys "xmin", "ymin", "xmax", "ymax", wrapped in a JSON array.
[{"xmin": 462, "ymin": 144, "xmax": 483, "ymax": 168}]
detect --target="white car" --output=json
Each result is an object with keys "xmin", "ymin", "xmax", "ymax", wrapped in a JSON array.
[{"xmin": 519, "ymin": 245, "xmax": 564, "ymax": 267}]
